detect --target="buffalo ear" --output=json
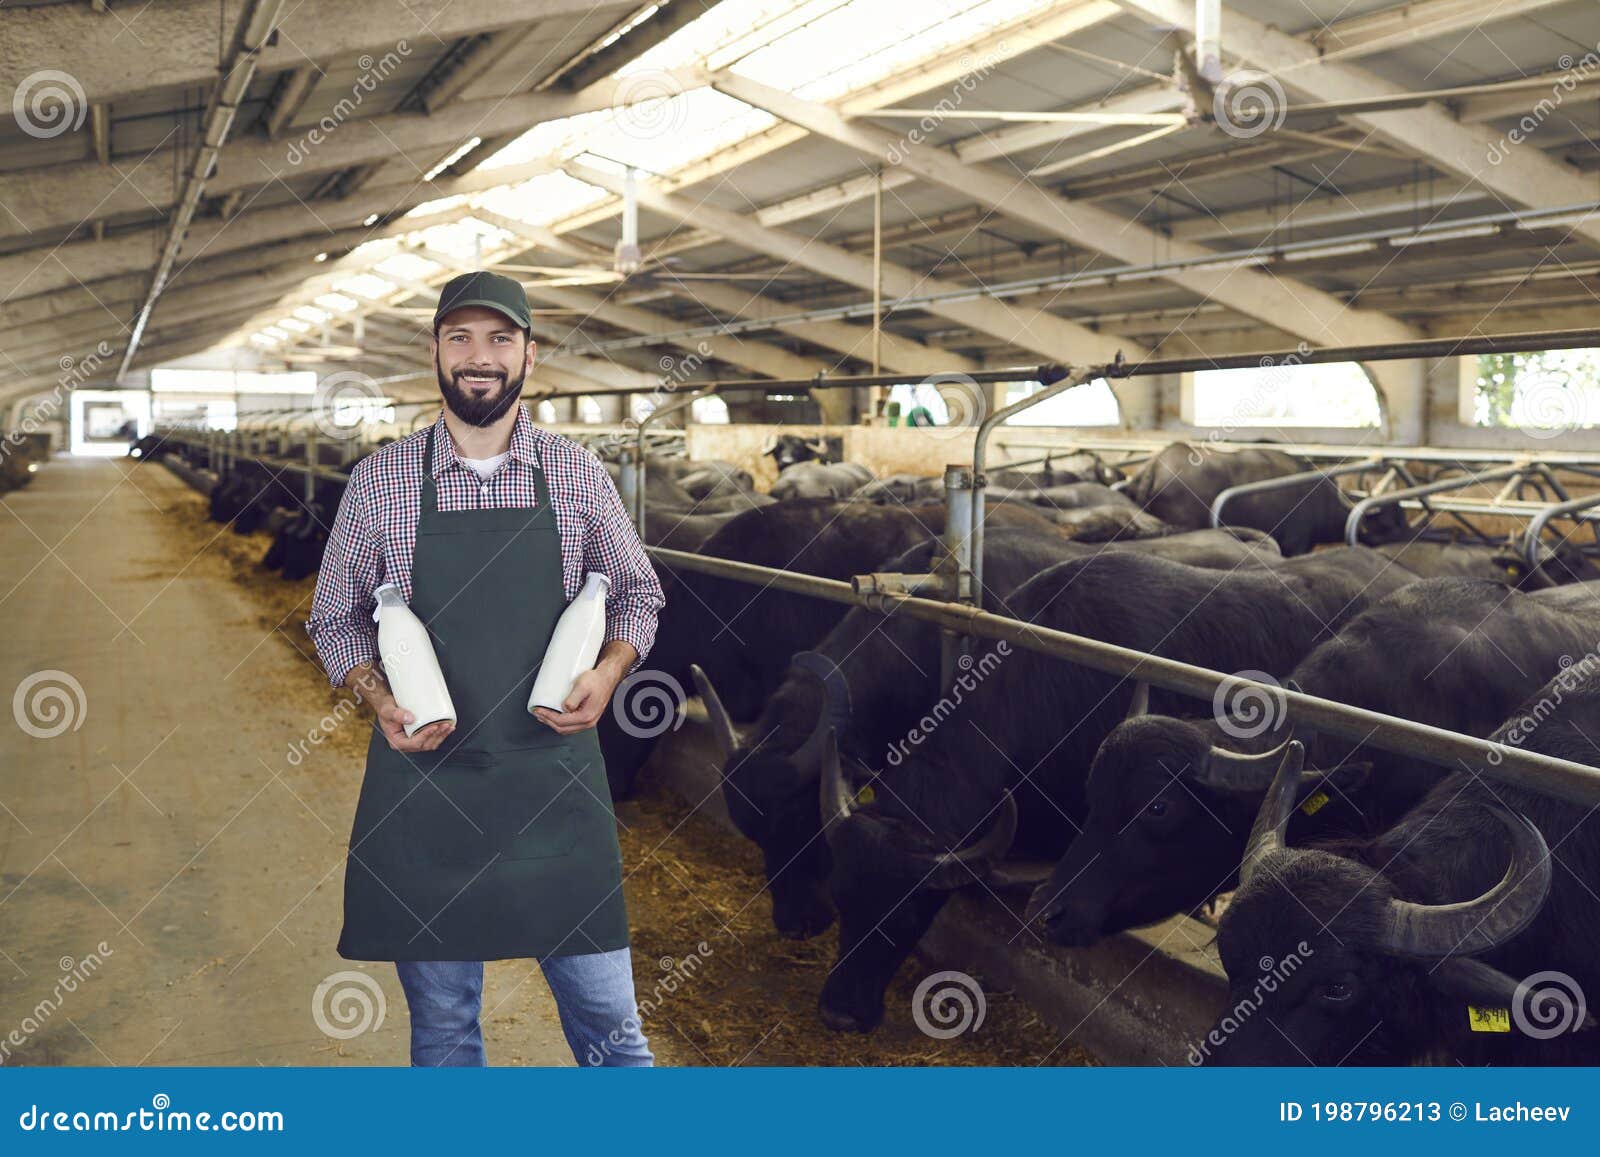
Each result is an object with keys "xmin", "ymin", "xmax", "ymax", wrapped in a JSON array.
[
  {"xmin": 1427, "ymin": 958, "xmax": 1599, "ymax": 1044},
  {"xmin": 1309, "ymin": 760, "xmax": 1372, "ymax": 800}
]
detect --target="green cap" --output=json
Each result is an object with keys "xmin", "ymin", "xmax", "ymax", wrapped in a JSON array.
[{"xmin": 433, "ymin": 270, "xmax": 531, "ymax": 332}]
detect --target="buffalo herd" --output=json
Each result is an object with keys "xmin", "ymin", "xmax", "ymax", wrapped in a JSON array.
[{"xmin": 147, "ymin": 424, "xmax": 1600, "ymax": 1065}]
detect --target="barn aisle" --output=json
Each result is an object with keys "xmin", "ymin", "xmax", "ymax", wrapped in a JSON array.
[{"xmin": 0, "ymin": 456, "xmax": 578, "ymax": 1066}]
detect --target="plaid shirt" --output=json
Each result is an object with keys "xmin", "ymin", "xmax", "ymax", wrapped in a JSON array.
[{"xmin": 305, "ymin": 406, "xmax": 664, "ymax": 689}]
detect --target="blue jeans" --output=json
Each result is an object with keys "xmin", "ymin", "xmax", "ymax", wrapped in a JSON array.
[{"xmin": 395, "ymin": 949, "xmax": 654, "ymax": 1067}]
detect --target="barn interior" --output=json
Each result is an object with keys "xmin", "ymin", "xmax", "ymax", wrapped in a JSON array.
[{"xmin": 5, "ymin": 0, "xmax": 1600, "ymax": 1069}]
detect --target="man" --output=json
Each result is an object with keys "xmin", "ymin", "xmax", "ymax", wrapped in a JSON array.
[{"xmin": 306, "ymin": 271, "xmax": 667, "ymax": 1067}]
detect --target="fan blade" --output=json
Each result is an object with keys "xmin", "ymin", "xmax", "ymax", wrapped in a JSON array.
[
  {"xmin": 1029, "ymin": 121, "xmax": 1189, "ymax": 178},
  {"xmin": 864, "ymin": 107, "xmax": 1189, "ymax": 128}
]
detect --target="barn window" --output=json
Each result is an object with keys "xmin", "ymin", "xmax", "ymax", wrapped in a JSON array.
[
  {"xmin": 1187, "ymin": 362, "xmax": 1379, "ymax": 427},
  {"xmin": 1003, "ymin": 378, "xmax": 1120, "ymax": 426},
  {"xmin": 691, "ymin": 395, "xmax": 730, "ymax": 423},
  {"xmin": 536, "ymin": 400, "xmax": 558, "ymax": 422},
  {"xmin": 578, "ymin": 396, "xmax": 603, "ymax": 423},
  {"xmin": 630, "ymin": 394, "xmax": 658, "ymax": 421},
  {"xmin": 1469, "ymin": 348, "xmax": 1600, "ymax": 433}
]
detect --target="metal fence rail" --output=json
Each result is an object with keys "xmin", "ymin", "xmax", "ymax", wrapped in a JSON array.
[{"xmin": 647, "ymin": 546, "xmax": 1600, "ymax": 809}]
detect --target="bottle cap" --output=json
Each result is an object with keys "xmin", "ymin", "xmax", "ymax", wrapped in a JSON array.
[{"xmin": 372, "ymin": 582, "xmax": 405, "ymax": 623}]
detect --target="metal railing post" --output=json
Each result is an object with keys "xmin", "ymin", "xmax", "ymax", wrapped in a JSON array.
[
  {"xmin": 970, "ymin": 365, "xmax": 1093, "ymax": 608},
  {"xmin": 940, "ymin": 463, "xmax": 974, "ymax": 689}
]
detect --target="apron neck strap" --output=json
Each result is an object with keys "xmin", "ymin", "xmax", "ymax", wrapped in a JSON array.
[{"xmin": 420, "ymin": 419, "xmax": 550, "ymax": 514}]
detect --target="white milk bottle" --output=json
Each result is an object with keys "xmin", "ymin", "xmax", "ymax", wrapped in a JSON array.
[
  {"xmin": 373, "ymin": 582, "xmax": 456, "ymax": 737},
  {"xmin": 528, "ymin": 571, "xmax": 610, "ymax": 713}
]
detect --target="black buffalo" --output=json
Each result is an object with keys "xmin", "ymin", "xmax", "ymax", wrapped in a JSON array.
[
  {"xmin": 705, "ymin": 526, "xmax": 1287, "ymax": 940},
  {"xmin": 1204, "ymin": 676, "xmax": 1600, "ymax": 1064},
  {"xmin": 816, "ymin": 546, "xmax": 1417, "ymax": 1032},
  {"xmin": 601, "ymin": 499, "xmax": 1045, "ymax": 797},
  {"xmin": 1031, "ymin": 578, "xmax": 1600, "ymax": 948},
  {"xmin": 1126, "ymin": 442, "xmax": 1407, "ymax": 554}
]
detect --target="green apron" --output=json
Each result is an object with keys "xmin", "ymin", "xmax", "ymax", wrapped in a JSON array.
[{"xmin": 337, "ymin": 424, "xmax": 629, "ymax": 962}]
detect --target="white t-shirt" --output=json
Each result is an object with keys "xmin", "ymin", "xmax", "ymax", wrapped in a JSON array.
[{"xmin": 459, "ymin": 452, "xmax": 509, "ymax": 481}]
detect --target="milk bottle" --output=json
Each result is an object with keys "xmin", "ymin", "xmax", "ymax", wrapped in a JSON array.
[
  {"xmin": 528, "ymin": 572, "xmax": 610, "ymax": 713},
  {"xmin": 373, "ymin": 583, "xmax": 456, "ymax": 737}
]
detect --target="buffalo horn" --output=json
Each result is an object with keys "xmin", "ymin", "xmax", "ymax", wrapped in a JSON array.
[
  {"xmin": 791, "ymin": 650, "xmax": 853, "ymax": 769},
  {"xmin": 689, "ymin": 664, "xmax": 741, "ymax": 760},
  {"xmin": 918, "ymin": 791, "xmax": 1020, "ymax": 891},
  {"xmin": 1236, "ymin": 741, "xmax": 1306, "ymax": 889},
  {"xmin": 1193, "ymin": 733, "xmax": 1298, "ymax": 792},
  {"xmin": 818, "ymin": 726, "xmax": 857, "ymax": 827},
  {"xmin": 1378, "ymin": 807, "xmax": 1552, "ymax": 959}
]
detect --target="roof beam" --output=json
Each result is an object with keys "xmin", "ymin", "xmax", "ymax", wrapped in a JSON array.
[
  {"xmin": 0, "ymin": 0, "xmax": 620, "ymax": 113},
  {"xmin": 1111, "ymin": 0, "xmax": 1600, "ymax": 249},
  {"xmin": 0, "ymin": 156, "xmax": 559, "ymax": 303},
  {"xmin": 707, "ymin": 71, "xmax": 1419, "ymax": 352},
  {"xmin": 665, "ymin": 279, "xmax": 979, "ymax": 376},
  {"xmin": 1308, "ymin": 0, "xmax": 1573, "ymax": 61},
  {"xmin": 0, "ymin": 75, "xmax": 674, "ymax": 243},
  {"xmin": 562, "ymin": 159, "xmax": 1138, "ymax": 366}
]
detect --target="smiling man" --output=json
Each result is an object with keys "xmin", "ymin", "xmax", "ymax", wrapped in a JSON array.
[{"xmin": 305, "ymin": 270, "xmax": 666, "ymax": 1067}]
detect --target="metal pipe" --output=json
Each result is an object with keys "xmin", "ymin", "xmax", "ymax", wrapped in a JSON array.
[
  {"xmin": 940, "ymin": 463, "xmax": 974, "ymax": 689},
  {"xmin": 1523, "ymin": 492, "xmax": 1600, "ymax": 568},
  {"xmin": 1211, "ymin": 458, "xmax": 1383, "ymax": 529},
  {"xmin": 997, "ymin": 437, "xmax": 1600, "ymax": 467},
  {"xmin": 117, "ymin": 0, "xmax": 287, "ymax": 379},
  {"xmin": 970, "ymin": 367, "xmax": 1096, "ymax": 608},
  {"xmin": 647, "ymin": 547, "xmax": 1600, "ymax": 807},
  {"xmin": 632, "ymin": 386, "xmax": 717, "ymax": 536},
  {"xmin": 1343, "ymin": 464, "xmax": 1528, "ymax": 544}
]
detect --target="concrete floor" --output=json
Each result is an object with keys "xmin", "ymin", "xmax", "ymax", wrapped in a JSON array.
[{"xmin": 0, "ymin": 455, "xmax": 581, "ymax": 1066}]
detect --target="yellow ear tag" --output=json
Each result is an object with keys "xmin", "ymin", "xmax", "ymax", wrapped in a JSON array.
[
  {"xmin": 856, "ymin": 785, "xmax": 876, "ymax": 805},
  {"xmin": 1299, "ymin": 790, "xmax": 1330, "ymax": 816},
  {"xmin": 1468, "ymin": 1006, "xmax": 1512, "ymax": 1033}
]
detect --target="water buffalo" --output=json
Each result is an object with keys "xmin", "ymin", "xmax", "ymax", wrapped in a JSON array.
[
  {"xmin": 816, "ymin": 546, "xmax": 1417, "ymax": 1032},
  {"xmin": 769, "ymin": 460, "xmax": 875, "ymax": 501},
  {"xmin": 1030, "ymin": 578, "xmax": 1600, "ymax": 948},
  {"xmin": 704, "ymin": 526, "xmax": 1287, "ymax": 939},
  {"xmin": 1126, "ymin": 442, "xmax": 1407, "ymax": 554},
  {"xmin": 600, "ymin": 498, "xmax": 1048, "ymax": 797},
  {"xmin": 764, "ymin": 433, "xmax": 833, "ymax": 471},
  {"xmin": 679, "ymin": 460, "xmax": 754, "ymax": 500},
  {"xmin": 1203, "ymin": 678, "xmax": 1600, "ymax": 1064},
  {"xmin": 260, "ymin": 502, "xmax": 331, "ymax": 581}
]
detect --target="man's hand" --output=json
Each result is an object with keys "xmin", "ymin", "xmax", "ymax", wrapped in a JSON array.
[
  {"xmin": 345, "ymin": 659, "xmax": 455, "ymax": 752},
  {"xmin": 377, "ymin": 701, "xmax": 455, "ymax": 752},
  {"xmin": 532, "ymin": 640, "xmax": 635, "ymax": 734}
]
